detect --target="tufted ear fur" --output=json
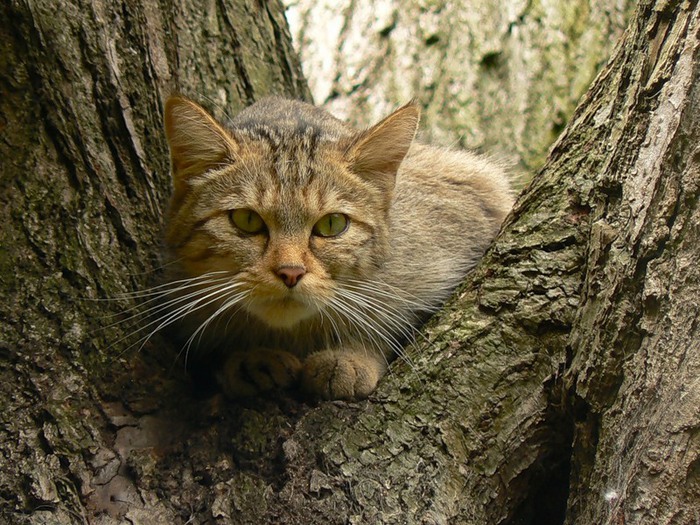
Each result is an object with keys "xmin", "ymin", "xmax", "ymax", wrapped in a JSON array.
[
  {"xmin": 345, "ymin": 102, "xmax": 420, "ymax": 192},
  {"xmin": 164, "ymin": 96, "xmax": 238, "ymax": 198}
]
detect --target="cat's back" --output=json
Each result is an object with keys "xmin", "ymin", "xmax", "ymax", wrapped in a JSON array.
[
  {"xmin": 382, "ymin": 143, "xmax": 514, "ymax": 306},
  {"xmin": 399, "ymin": 143, "xmax": 513, "ymax": 222}
]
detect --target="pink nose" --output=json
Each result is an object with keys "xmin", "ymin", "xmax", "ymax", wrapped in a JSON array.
[{"xmin": 276, "ymin": 265, "xmax": 306, "ymax": 288}]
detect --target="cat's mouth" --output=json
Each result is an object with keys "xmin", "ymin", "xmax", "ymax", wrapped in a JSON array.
[{"xmin": 246, "ymin": 294, "xmax": 319, "ymax": 329}]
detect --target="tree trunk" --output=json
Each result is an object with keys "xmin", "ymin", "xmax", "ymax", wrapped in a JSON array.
[
  {"xmin": 0, "ymin": 0, "xmax": 308, "ymax": 523},
  {"xmin": 285, "ymin": 0, "xmax": 635, "ymax": 172},
  {"xmin": 1, "ymin": 1, "xmax": 698, "ymax": 525}
]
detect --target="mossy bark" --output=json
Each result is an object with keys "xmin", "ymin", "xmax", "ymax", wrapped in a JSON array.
[
  {"xmin": 285, "ymin": 0, "xmax": 635, "ymax": 172},
  {"xmin": 0, "ymin": 0, "xmax": 308, "ymax": 523},
  {"xmin": 1, "ymin": 0, "xmax": 699, "ymax": 524}
]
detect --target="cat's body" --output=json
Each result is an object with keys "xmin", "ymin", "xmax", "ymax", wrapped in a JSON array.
[{"xmin": 161, "ymin": 96, "xmax": 513, "ymax": 399}]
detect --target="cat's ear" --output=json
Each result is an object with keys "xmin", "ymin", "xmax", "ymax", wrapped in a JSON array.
[
  {"xmin": 164, "ymin": 96, "xmax": 238, "ymax": 186},
  {"xmin": 345, "ymin": 101, "xmax": 420, "ymax": 190}
]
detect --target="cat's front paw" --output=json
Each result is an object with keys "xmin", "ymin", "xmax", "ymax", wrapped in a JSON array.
[
  {"xmin": 301, "ymin": 351, "xmax": 383, "ymax": 400},
  {"xmin": 217, "ymin": 349, "xmax": 302, "ymax": 398}
]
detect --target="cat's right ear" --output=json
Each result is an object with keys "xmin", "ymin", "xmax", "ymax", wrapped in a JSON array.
[
  {"xmin": 164, "ymin": 96, "xmax": 238, "ymax": 187},
  {"xmin": 345, "ymin": 101, "xmax": 420, "ymax": 192}
]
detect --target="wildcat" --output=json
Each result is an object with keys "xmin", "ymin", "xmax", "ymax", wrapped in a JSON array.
[{"xmin": 160, "ymin": 95, "xmax": 513, "ymax": 400}]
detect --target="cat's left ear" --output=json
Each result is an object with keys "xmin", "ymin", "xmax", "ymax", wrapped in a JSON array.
[{"xmin": 345, "ymin": 101, "xmax": 420, "ymax": 191}]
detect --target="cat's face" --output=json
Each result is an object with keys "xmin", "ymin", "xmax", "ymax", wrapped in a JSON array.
[
  {"xmin": 163, "ymin": 97, "xmax": 418, "ymax": 330},
  {"xmin": 167, "ymin": 141, "xmax": 389, "ymax": 328}
]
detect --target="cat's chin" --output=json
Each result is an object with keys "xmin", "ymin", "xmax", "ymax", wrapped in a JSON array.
[{"xmin": 246, "ymin": 299, "xmax": 318, "ymax": 330}]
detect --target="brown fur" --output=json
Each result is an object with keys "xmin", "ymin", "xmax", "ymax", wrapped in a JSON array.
[{"xmin": 161, "ymin": 95, "xmax": 514, "ymax": 400}]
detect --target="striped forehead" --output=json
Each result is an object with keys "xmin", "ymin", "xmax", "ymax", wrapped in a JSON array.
[
  {"xmin": 261, "ymin": 187, "xmax": 323, "ymax": 235},
  {"xmin": 236, "ymin": 121, "xmax": 327, "ymax": 184},
  {"xmin": 251, "ymin": 135, "xmax": 335, "ymax": 232}
]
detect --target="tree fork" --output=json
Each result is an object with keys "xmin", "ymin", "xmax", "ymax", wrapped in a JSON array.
[{"xmin": 0, "ymin": 0, "xmax": 698, "ymax": 524}]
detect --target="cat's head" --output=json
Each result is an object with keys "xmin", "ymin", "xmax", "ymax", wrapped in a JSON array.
[{"xmin": 162, "ymin": 96, "xmax": 419, "ymax": 329}]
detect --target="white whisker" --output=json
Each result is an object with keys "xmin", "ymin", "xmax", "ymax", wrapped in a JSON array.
[
  {"xmin": 340, "ymin": 278, "xmax": 441, "ymax": 352},
  {"xmin": 136, "ymin": 281, "xmax": 245, "ymax": 347},
  {"xmin": 178, "ymin": 289, "xmax": 250, "ymax": 365},
  {"xmin": 318, "ymin": 306, "xmax": 344, "ymax": 349},
  {"xmin": 329, "ymin": 292, "xmax": 414, "ymax": 374},
  {"xmin": 328, "ymin": 296, "xmax": 385, "ymax": 356},
  {"xmin": 342, "ymin": 278, "xmax": 432, "ymax": 311},
  {"xmin": 107, "ymin": 272, "xmax": 247, "ymax": 358},
  {"xmin": 102, "ymin": 275, "xmax": 234, "ymax": 331},
  {"xmin": 326, "ymin": 277, "xmax": 439, "ymax": 383}
]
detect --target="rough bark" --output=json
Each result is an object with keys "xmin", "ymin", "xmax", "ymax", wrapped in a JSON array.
[
  {"xmin": 1, "ymin": 1, "xmax": 698, "ymax": 525},
  {"xmin": 0, "ymin": 0, "xmax": 308, "ymax": 523},
  {"xmin": 285, "ymin": 0, "xmax": 635, "ymax": 171}
]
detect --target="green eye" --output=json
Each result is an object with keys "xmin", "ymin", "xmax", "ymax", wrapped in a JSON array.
[
  {"xmin": 230, "ymin": 208, "xmax": 266, "ymax": 234},
  {"xmin": 313, "ymin": 213, "xmax": 349, "ymax": 237}
]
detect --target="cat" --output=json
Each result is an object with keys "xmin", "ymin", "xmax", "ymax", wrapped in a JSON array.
[{"xmin": 159, "ymin": 95, "xmax": 514, "ymax": 400}]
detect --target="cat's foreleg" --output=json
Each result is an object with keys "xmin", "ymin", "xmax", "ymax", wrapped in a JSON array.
[
  {"xmin": 301, "ymin": 347, "xmax": 388, "ymax": 400},
  {"xmin": 217, "ymin": 348, "xmax": 302, "ymax": 397}
]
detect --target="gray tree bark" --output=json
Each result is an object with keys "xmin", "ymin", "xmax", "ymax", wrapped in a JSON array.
[
  {"xmin": 285, "ymin": 0, "xmax": 635, "ymax": 172},
  {"xmin": 0, "ymin": 0, "xmax": 308, "ymax": 523},
  {"xmin": 1, "ymin": 0, "xmax": 698, "ymax": 524}
]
